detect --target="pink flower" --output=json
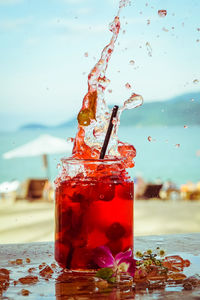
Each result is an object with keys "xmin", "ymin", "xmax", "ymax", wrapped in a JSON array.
[{"xmin": 94, "ymin": 246, "xmax": 136, "ymax": 277}]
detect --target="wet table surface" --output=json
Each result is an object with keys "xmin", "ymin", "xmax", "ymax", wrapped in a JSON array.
[{"xmin": 1, "ymin": 233, "xmax": 200, "ymax": 299}]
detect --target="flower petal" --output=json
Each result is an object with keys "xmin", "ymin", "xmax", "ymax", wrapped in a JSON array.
[
  {"xmin": 119, "ymin": 257, "xmax": 136, "ymax": 277},
  {"xmin": 115, "ymin": 248, "xmax": 132, "ymax": 265},
  {"xmin": 93, "ymin": 246, "xmax": 115, "ymax": 268}
]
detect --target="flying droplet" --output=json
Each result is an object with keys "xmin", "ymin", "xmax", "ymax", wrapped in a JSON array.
[
  {"xmin": 125, "ymin": 83, "xmax": 131, "ymax": 89},
  {"xmin": 112, "ymin": 117, "xmax": 118, "ymax": 126},
  {"xmin": 119, "ymin": 0, "xmax": 131, "ymax": 9},
  {"xmin": 145, "ymin": 3, "xmax": 148, "ymax": 7},
  {"xmin": 84, "ymin": 52, "xmax": 88, "ymax": 57},
  {"xmin": 129, "ymin": 60, "xmax": 135, "ymax": 65},
  {"xmin": 67, "ymin": 137, "xmax": 74, "ymax": 143},
  {"xmin": 197, "ymin": 39, "xmax": 200, "ymax": 43},
  {"xmin": 193, "ymin": 79, "xmax": 199, "ymax": 84},
  {"xmin": 191, "ymin": 98, "xmax": 194, "ymax": 102},
  {"xmin": 148, "ymin": 136, "xmax": 152, "ymax": 142},
  {"xmin": 184, "ymin": 125, "xmax": 188, "ymax": 129},
  {"xmin": 162, "ymin": 27, "xmax": 169, "ymax": 32},
  {"xmin": 123, "ymin": 93, "xmax": 143, "ymax": 110},
  {"xmin": 197, "ymin": 28, "xmax": 200, "ymax": 31},
  {"xmin": 57, "ymin": 163, "xmax": 61, "ymax": 169},
  {"xmin": 175, "ymin": 144, "xmax": 180, "ymax": 148},
  {"xmin": 108, "ymin": 89, "xmax": 112, "ymax": 93},
  {"xmin": 147, "ymin": 19, "xmax": 151, "ymax": 25},
  {"xmin": 158, "ymin": 10, "xmax": 167, "ymax": 17},
  {"xmin": 82, "ymin": 72, "xmax": 86, "ymax": 75},
  {"xmin": 122, "ymin": 30, "xmax": 126, "ymax": 34},
  {"xmin": 146, "ymin": 42, "xmax": 152, "ymax": 57}
]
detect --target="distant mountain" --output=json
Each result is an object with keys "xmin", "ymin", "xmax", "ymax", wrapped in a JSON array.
[
  {"xmin": 55, "ymin": 118, "xmax": 77, "ymax": 128},
  {"xmin": 20, "ymin": 123, "xmax": 48, "ymax": 130},
  {"xmin": 19, "ymin": 91, "xmax": 200, "ymax": 130},
  {"xmin": 120, "ymin": 91, "xmax": 200, "ymax": 126}
]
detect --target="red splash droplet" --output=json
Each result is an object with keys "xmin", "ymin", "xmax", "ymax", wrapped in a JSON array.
[
  {"xmin": 84, "ymin": 52, "xmax": 88, "ymax": 57},
  {"xmin": 148, "ymin": 136, "xmax": 152, "ymax": 142},
  {"xmin": 129, "ymin": 60, "xmax": 135, "ymax": 65},
  {"xmin": 125, "ymin": 83, "xmax": 131, "ymax": 89},
  {"xmin": 175, "ymin": 144, "xmax": 180, "ymax": 148},
  {"xmin": 158, "ymin": 10, "xmax": 167, "ymax": 17}
]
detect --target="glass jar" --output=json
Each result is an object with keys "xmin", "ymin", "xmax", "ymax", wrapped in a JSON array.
[{"xmin": 55, "ymin": 157, "xmax": 133, "ymax": 271}]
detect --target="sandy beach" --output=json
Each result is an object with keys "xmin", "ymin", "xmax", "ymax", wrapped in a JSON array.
[{"xmin": 0, "ymin": 199, "xmax": 200, "ymax": 244}]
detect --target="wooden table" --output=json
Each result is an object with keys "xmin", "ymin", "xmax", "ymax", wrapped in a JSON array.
[{"xmin": 1, "ymin": 233, "xmax": 200, "ymax": 299}]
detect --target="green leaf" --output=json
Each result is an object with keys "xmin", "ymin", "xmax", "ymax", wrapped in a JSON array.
[
  {"xmin": 96, "ymin": 267, "xmax": 114, "ymax": 280},
  {"xmin": 108, "ymin": 276, "xmax": 116, "ymax": 283}
]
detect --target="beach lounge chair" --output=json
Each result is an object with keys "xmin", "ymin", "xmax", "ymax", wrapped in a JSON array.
[
  {"xmin": 141, "ymin": 184, "xmax": 163, "ymax": 199},
  {"xmin": 16, "ymin": 179, "xmax": 51, "ymax": 201}
]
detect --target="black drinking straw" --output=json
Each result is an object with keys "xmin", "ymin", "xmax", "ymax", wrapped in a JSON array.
[{"xmin": 99, "ymin": 105, "xmax": 119, "ymax": 159}]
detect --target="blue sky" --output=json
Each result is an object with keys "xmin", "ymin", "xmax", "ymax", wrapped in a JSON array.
[{"xmin": 0, "ymin": 0, "xmax": 200, "ymax": 130}]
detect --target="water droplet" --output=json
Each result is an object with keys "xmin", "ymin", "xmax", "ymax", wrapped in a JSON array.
[
  {"xmin": 82, "ymin": 72, "xmax": 86, "ymax": 75},
  {"xmin": 148, "ymin": 136, "xmax": 152, "ymax": 142},
  {"xmin": 172, "ymin": 26, "xmax": 175, "ymax": 30},
  {"xmin": 175, "ymin": 144, "xmax": 180, "ymax": 148},
  {"xmin": 145, "ymin": 3, "xmax": 148, "ymax": 7},
  {"xmin": 158, "ymin": 10, "xmax": 167, "ymax": 17},
  {"xmin": 119, "ymin": 0, "xmax": 131, "ymax": 9},
  {"xmin": 125, "ymin": 82, "xmax": 131, "ymax": 89},
  {"xmin": 84, "ymin": 52, "xmax": 88, "ymax": 57},
  {"xmin": 184, "ymin": 125, "xmax": 188, "ymax": 129},
  {"xmin": 139, "ymin": 11, "xmax": 143, "ymax": 15},
  {"xmin": 57, "ymin": 163, "xmax": 61, "ymax": 169},
  {"xmin": 162, "ymin": 27, "xmax": 169, "ymax": 32},
  {"xmin": 193, "ymin": 79, "xmax": 199, "ymax": 84},
  {"xmin": 123, "ymin": 93, "xmax": 143, "ymax": 110},
  {"xmin": 67, "ymin": 137, "xmax": 74, "ymax": 143},
  {"xmin": 122, "ymin": 30, "xmax": 126, "ymax": 34},
  {"xmin": 147, "ymin": 19, "xmax": 151, "ymax": 25},
  {"xmin": 129, "ymin": 60, "xmax": 135, "ymax": 65},
  {"xmin": 197, "ymin": 39, "xmax": 200, "ymax": 43},
  {"xmin": 182, "ymin": 22, "xmax": 184, "ymax": 27},
  {"xmin": 146, "ymin": 42, "xmax": 152, "ymax": 57},
  {"xmin": 108, "ymin": 89, "xmax": 112, "ymax": 93},
  {"xmin": 191, "ymin": 98, "xmax": 195, "ymax": 102},
  {"xmin": 99, "ymin": 194, "xmax": 104, "ymax": 199},
  {"xmin": 112, "ymin": 117, "xmax": 118, "ymax": 126}
]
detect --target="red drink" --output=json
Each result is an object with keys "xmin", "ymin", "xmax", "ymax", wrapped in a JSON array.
[{"xmin": 55, "ymin": 158, "xmax": 133, "ymax": 270}]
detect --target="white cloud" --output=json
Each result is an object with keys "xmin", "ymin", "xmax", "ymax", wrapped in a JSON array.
[
  {"xmin": 49, "ymin": 18, "xmax": 106, "ymax": 34},
  {"xmin": 61, "ymin": 0, "xmax": 87, "ymax": 4},
  {"xmin": 0, "ymin": 0, "xmax": 23, "ymax": 4},
  {"xmin": 76, "ymin": 7, "xmax": 92, "ymax": 15},
  {"xmin": 0, "ymin": 17, "xmax": 32, "ymax": 30}
]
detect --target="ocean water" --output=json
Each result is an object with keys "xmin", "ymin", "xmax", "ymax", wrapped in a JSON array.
[{"xmin": 0, "ymin": 126, "xmax": 200, "ymax": 186}]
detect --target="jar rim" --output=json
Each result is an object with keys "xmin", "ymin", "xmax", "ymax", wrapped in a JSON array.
[{"xmin": 61, "ymin": 156, "xmax": 125, "ymax": 164}]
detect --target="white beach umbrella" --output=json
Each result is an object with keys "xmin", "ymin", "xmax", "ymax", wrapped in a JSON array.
[{"xmin": 3, "ymin": 134, "xmax": 73, "ymax": 178}]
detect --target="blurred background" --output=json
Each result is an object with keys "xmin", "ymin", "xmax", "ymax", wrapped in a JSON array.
[{"xmin": 0, "ymin": 0, "xmax": 200, "ymax": 244}]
